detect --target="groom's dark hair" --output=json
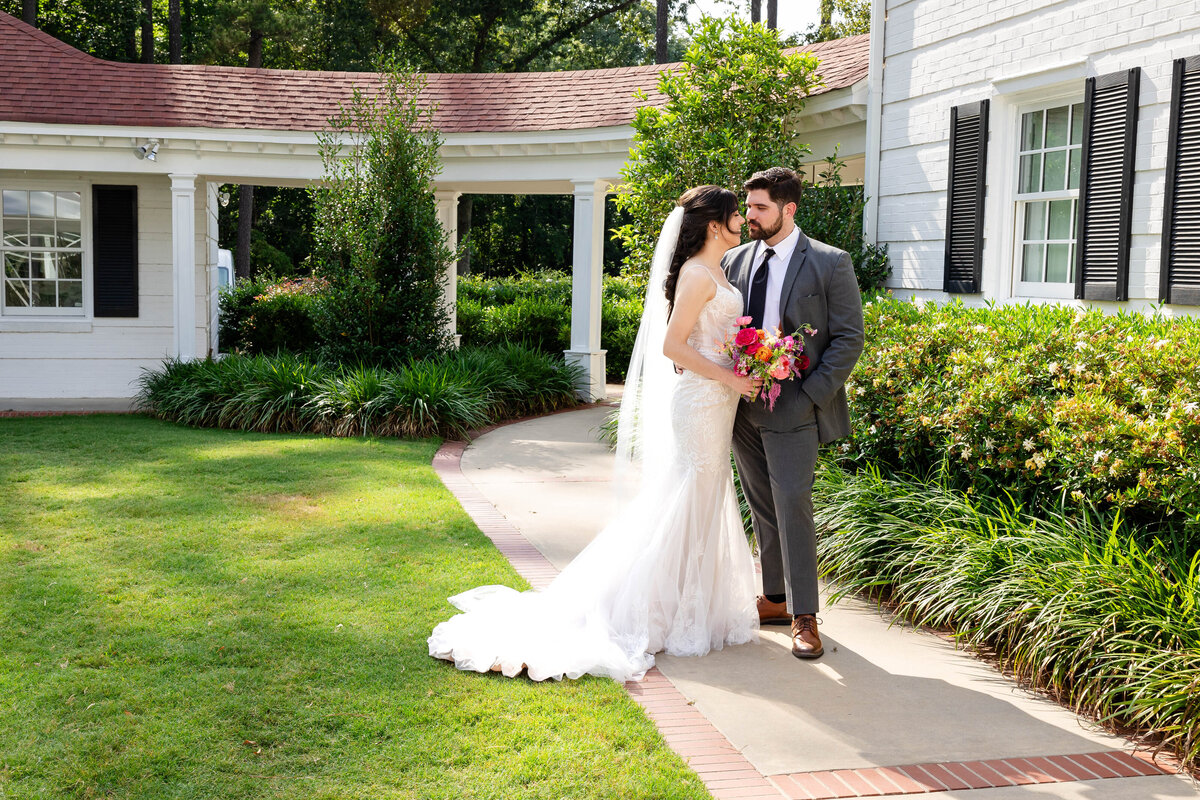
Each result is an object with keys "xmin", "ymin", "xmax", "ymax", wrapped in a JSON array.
[{"xmin": 744, "ymin": 167, "xmax": 802, "ymax": 211}]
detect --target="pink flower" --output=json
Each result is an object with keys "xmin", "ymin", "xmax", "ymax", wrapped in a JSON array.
[
  {"xmin": 736, "ymin": 316, "xmax": 753, "ymax": 326},
  {"xmin": 770, "ymin": 363, "xmax": 790, "ymax": 380},
  {"xmin": 765, "ymin": 382, "xmax": 782, "ymax": 410},
  {"xmin": 734, "ymin": 327, "xmax": 758, "ymax": 347},
  {"xmin": 745, "ymin": 340, "xmax": 763, "ymax": 355},
  {"xmin": 782, "ymin": 336, "xmax": 794, "ymax": 349}
]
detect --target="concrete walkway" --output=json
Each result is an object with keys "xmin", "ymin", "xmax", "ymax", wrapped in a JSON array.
[{"xmin": 435, "ymin": 401, "xmax": 1198, "ymax": 800}]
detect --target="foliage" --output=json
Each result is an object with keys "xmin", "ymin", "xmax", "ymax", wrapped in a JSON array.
[
  {"xmin": 796, "ymin": 150, "xmax": 890, "ymax": 292},
  {"xmin": 0, "ymin": 415, "xmax": 710, "ymax": 799},
  {"xmin": 218, "ymin": 275, "xmax": 327, "ymax": 354},
  {"xmin": 457, "ymin": 272, "xmax": 644, "ymax": 381},
  {"xmin": 803, "ymin": 0, "xmax": 871, "ymax": 43},
  {"xmin": 137, "ymin": 344, "xmax": 582, "ymax": 439},
  {"xmin": 310, "ymin": 63, "xmax": 453, "ymax": 366},
  {"xmin": 377, "ymin": 0, "xmax": 669, "ymax": 73},
  {"xmin": 844, "ymin": 297, "xmax": 1200, "ymax": 533},
  {"xmin": 614, "ymin": 15, "xmax": 820, "ymax": 280},
  {"xmin": 815, "ymin": 459, "xmax": 1200, "ymax": 771}
]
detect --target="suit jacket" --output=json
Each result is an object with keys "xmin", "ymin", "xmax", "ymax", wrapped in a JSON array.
[{"xmin": 722, "ymin": 230, "xmax": 864, "ymax": 442}]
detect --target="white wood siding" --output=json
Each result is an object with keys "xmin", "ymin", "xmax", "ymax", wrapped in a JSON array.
[
  {"xmin": 0, "ymin": 173, "xmax": 211, "ymax": 399},
  {"xmin": 875, "ymin": 0, "xmax": 1200, "ymax": 308}
]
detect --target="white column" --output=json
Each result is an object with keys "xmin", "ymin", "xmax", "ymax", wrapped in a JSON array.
[
  {"xmin": 434, "ymin": 190, "xmax": 462, "ymax": 347},
  {"xmin": 170, "ymin": 173, "xmax": 198, "ymax": 360},
  {"xmin": 566, "ymin": 179, "xmax": 608, "ymax": 401}
]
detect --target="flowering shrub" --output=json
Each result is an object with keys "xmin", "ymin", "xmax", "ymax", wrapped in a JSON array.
[
  {"xmin": 218, "ymin": 275, "xmax": 328, "ymax": 355},
  {"xmin": 845, "ymin": 297, "xmax": 1200, "ymax": 526}
]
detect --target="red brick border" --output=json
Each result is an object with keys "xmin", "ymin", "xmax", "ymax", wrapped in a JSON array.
[
  {"xmin": 768, "ymin": 751, "xmax": 1172, "ymax": 799},
  {"xmin": 430, "ymin": 426, "xmax": 1183, "ymax": 799}
]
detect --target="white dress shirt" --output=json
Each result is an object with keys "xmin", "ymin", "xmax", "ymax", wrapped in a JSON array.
[{"xmin": 747, "ymin": 225, "xmax": 801, "ymax": 334}]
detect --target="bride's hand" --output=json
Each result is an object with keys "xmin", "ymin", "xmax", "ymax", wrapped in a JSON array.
[{"xmin": 728, "ymin": 373, "xmax": 762, "ymax": 400}]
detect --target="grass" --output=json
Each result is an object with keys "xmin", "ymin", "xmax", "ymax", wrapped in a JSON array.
[
  {"xmin": 815, "ymin": 458, "xmax": 1200, "ymax": 771},
  {"xmin": 0, "ymin": 415, "xmax": 709, "ymax": 799}
]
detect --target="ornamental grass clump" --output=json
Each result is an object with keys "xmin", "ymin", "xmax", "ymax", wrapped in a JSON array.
[
  {"xmin": 137, "ymin": 345, "xmax": 579, "ymax": 439},
  {"xmin": 846, "ymin": 297, "xmax": 1200, "ymax": 534},
  {"xmin": 815, "ymin": 461, "xmax": 1200, "ymax": 769}
]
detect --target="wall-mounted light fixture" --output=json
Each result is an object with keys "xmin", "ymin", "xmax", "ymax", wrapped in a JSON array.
[
  {"xmin": 218, "ymin": 190, "xmax": 231, "ymax": 207},
  {"xmin": 135, "ymin": 140, "xmax": 159, "ymax": 161}
]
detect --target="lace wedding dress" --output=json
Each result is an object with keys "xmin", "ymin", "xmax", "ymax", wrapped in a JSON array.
[{"xmin": 427, "ymin": 273, "xmax": 758, "ymax": 683}]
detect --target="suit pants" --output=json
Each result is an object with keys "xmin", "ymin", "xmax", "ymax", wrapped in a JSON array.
[{"xmin": 731, "ymin": 404, "xmax": 820, "ymax": 616}]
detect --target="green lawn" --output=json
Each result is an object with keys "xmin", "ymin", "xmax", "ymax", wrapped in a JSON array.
[{"xmin": 0, "ymin": 415, "xmax": 708, "ymax": 799}]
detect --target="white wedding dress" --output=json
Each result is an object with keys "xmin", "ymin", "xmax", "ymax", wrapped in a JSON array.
[{"xmin": 428, "ymin": 273, "xmax": 758, "ymax": 683}]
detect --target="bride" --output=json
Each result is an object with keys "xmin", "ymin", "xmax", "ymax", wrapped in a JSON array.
[{"xmin": 428, "ymin": 185, "xmax": 761, "ymax": 682}]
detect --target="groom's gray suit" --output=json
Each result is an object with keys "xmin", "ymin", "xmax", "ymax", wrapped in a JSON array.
[{"xmin": 723, "ymin": 231, "xmax": 864, "ymax": 616}]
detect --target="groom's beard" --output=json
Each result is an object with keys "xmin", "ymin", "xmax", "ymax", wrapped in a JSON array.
[{"xmin": 748, "ymin": 216, "xmax": 782, "ymax": 241}]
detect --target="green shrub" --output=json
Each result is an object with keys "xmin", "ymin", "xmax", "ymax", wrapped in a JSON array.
[
  {"xmin": 457, "ymin": 272, "xmax": 644, "ymax": 380},
  {"xmin": 310, "ymin": 63, "xmax": 453, "ymax": 366},
  {"xmin": 216, "ymin": 278, "xmax": 264, "ymax": 353},
  {"xmin": 816, "ymin": 459, "xmax": 1200, "ymax": 771},
  {"xmin": 845, "ymin": 297, "xmax": 1200, "ymax": 530},
  {"xmin": 217, "ymin": 276, "xmax": 325, "ymax": 355},
  {"xmin": 483, "ymin": 296, "xmax": 570, "ymax": 353},
  {"xmin": 136, "ymin": 345, "xmax": 580, "ymax": 439}
]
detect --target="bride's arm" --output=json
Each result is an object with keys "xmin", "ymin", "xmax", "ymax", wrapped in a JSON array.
[{"xmin": 663, "ymin": 269, "xmax": 759, "ymax": 397}]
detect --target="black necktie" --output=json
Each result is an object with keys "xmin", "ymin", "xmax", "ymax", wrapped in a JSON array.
[{"xmin": 747, "ymin": 248, "xmax": 775, "ymax": 330}]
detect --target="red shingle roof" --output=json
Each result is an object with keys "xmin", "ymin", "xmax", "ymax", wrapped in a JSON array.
[{"xmin": 0, "ymin": 12, "xmax": 867, "ymax": 133}]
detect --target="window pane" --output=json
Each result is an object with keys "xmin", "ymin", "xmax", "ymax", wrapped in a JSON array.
[
  {"xmin": 58, "ymin": 280, "xmax": 83, "ymax": 308},
  {"xmin": 1070, "ymin": 103, "xmax": 1084, "ymax": 144},
  {"xmin": 2, "ymin": 190, "xmax": 28, "ymax": 216},
  {"xmin": 1021, "ymin": 111, "xmax": 1044, "ymax": 150},
  {"xmin": 29, "ymin": 218, "xmax": 55, "ymax": 248},
  {"xmin": 57, "ymin": 252, "xmax": 82, "ymax": 280},
  {"xmin": 5, "ymin": 279, "xmax": 30, "ymax": 307},
  {"xmin": 28, "ymin": 191, "xmax": 55, "ymax": 218},
  {"xmin": 4, "ymin": 252, "xmax": 29, "ymax": 279},
  {"xmin": 1048, "ymin": 199, "xmax": 1073, "ymax": 239},
  {"xmin": 1020, "ymin": 154, "xmax": 1042, "ymax": 193},
  {"xmin": 1068, "ymin": 148, "xmax": 1081, "ymax": 190},
  {"xmin": 56, "ymin": 192, "xmax": 81, "ymax": 220},
  {"xmin": 1023, "ymin": 244, "xmax": 1045, "ymax": 281},
  {"xmin": 29, "ymin": 252, "xmax": 56, "ymax": 280},
  {"xmin": 57, "ymin": 217, "xmax": 81, "ymax": 248},
  {"xmin": 2, "ymin": 217, "xmax": 28, "ymax": 247},
  {"xmin": 1043, "ymin": 150, "xmax": 1067, "ymax": 192},
  {"xmin": 1045, "ymin": 106, "xmax": 1070, "ymax": 148},
  {"xmin": 1024, "ymin": 201, "xmax": 1047, "ymax": 240},
  {"xmin": 32, "ymin": 280, "xmax": 57, "ymax": 307},
  {"xmin": 1045, "ymin": 243, "xmax": 1072, "ymax": 282}
]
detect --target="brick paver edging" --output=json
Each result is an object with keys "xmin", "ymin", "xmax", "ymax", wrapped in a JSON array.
[{"xmin": 430, "ymin": 428, "xmax": 1183, "ymax": 800}]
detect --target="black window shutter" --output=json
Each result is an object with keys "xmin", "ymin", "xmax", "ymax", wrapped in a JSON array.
[
  {"xmin": 1160, "ymin": 56, "xmax": 1200, "ymax": 305},
  {"xmin": 92, "ymin": 185, "xmax": 139, "ymax": 317},
  {"xmin": 943, "ymin": 100, "xmax": 989, "ymax": 293},
  {"xmin": 1075, "ymin": 68, "xmax": 1140, "ymax": 302}
]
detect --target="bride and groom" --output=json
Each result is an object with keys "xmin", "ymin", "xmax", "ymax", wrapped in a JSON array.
[{"xmin": 428, "ymin": 167, "xmax": 865, "ymax": 681}]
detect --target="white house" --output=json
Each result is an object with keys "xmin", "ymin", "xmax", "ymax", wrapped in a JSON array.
[
  {"xmin": 0, "ymin": 12, "xmax": 868, "ymax": 406},
  {"xmin": 864, "ymin": 0, "xmax": 1200, "ymax": 311}
]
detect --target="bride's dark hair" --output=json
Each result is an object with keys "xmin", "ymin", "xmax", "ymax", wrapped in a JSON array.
[{"xmin": 664, "ymin": 185, "xmax": 740, "ymax": 317}]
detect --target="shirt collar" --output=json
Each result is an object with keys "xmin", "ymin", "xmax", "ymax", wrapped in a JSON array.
[{"xmin": 759, "ymin": 224, "xmax": 801, "ymax": 267}]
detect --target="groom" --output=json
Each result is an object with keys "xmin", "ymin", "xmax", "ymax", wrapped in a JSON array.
[{"xmin": 723, "ymin": 167, "xmax": 864, "ymax": 659}]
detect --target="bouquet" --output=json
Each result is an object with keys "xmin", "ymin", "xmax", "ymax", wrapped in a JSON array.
[{"xmin": 721, "ymin": 316, "xmax": 816, "ymax": 410}]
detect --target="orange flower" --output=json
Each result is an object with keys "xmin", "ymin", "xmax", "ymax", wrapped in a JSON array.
[{"xmin": 755, "ymin": 347, "xmax": 773, "ymax": 363}]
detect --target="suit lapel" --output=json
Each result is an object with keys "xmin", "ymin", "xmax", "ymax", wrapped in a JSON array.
[
  {"xmin": 735, "ymin": 241, "xmax": 760, "ymax": 314},
  {"xmin": 779, "ymin": 230, "xmax": 810, "ymax": 318}
]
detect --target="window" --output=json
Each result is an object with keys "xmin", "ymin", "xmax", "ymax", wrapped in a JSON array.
[
  {"xmin": 1, "ymin": 189, "xmax": 84, "ymax": 315},
  {"xmin": 1014, "ymin": 102, "xmax": 1083, "ymax": 295}
]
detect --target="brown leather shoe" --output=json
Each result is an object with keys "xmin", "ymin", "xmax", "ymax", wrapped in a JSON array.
[
  {"xmin": 791, "ymin": 614, "xmax": 824, "ymax": 659},
  {"xmin": 757, "ymin": 595, "xmax": 791, "ymax": 626}
]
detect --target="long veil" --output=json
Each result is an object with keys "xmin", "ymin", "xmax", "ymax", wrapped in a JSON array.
[{"xmin": 614, "ymin": 206, "xmax": 684, "ymax": 495}]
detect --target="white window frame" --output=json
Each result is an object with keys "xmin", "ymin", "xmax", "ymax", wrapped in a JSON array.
[
  {"xmin": 0, "ymin": 180, "xmax": 93, "ymax": 319},
  {"xmin": 1011, "ymin": 98, "xmax": 1085, "ymax": 300}
]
